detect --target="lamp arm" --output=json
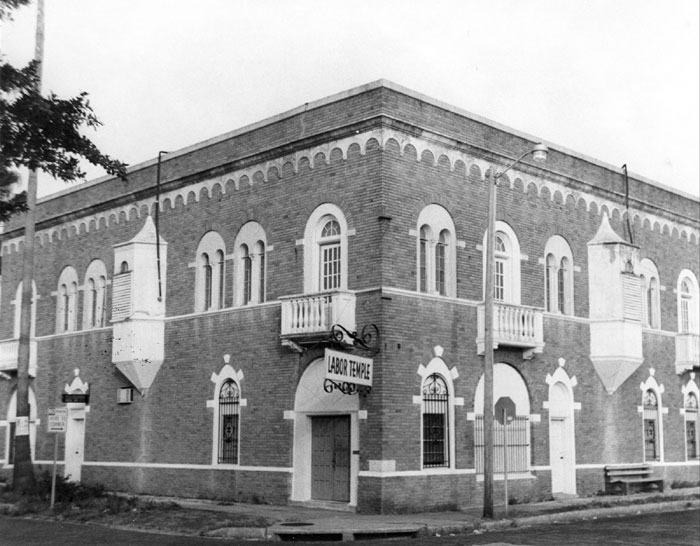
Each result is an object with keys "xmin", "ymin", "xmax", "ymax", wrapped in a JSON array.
[{"xmin": 493, "ymin": 149, "xmax": 535, "ymax": 181}]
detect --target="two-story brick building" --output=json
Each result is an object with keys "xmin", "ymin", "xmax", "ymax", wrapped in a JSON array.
[{"xmin": 1, "ymin": 81, "xmax": 698, "ymax": 513}]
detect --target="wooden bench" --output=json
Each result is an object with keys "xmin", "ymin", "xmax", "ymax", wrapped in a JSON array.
[{"xmin": 604, "ymin": 463, "xmax": 664, "ymax": 495}]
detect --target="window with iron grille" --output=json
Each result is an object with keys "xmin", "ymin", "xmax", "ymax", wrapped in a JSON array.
[
  {"xmin": 643, "ymin": 389, "xmax": 659, "ymax": 461},
  {"xmin": 686, "ymin": 392, "xmax": 698, "ymax": 460},
  {"xmin": 218, "ymin": 379, "xmax": 240, "ymax": 464},
  {"xmin": 422, "ymin": 374, "xmax": 449, "ymax": 468}
]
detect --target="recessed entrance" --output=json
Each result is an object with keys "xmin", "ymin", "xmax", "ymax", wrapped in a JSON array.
[
  {"xmin": 291, "ymin": 358, "xmax": 359, "ymax": 507},
  {"xmin": 311, "ymin": 415, "xmax": 350, "ymax": 502}
]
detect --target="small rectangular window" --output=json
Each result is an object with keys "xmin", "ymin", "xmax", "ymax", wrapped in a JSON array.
[{"xmin": 117, "ymin": 387, "xmax": 133, "ymax": 404}]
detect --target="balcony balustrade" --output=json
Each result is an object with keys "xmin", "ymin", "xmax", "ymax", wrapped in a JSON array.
[
  {"xmin": 675, "ymin": 333, "xmax": 700, "ymax": 374},
  {"xmin": 477, "ymin": 302, "xmax": 544, "ymax": 360},
  {"xmin": 0, "ymin": 339, "xmax": 37, "ymax": 376},
  {"xmin": 280, "ymin": 290, "xmax": 356, "ymax": 348}
]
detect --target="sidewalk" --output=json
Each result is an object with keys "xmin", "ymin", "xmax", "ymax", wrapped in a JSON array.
[{"xmin": 139, "ymin": 486, "xmax": 700, "ymax": 541}]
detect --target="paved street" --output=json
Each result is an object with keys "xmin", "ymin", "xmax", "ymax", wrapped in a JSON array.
[{"xmin": 1, "ymin": 508, "xmax": 698, "ymax": 545}]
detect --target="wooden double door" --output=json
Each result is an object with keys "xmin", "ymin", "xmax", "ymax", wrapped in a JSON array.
[{"xmin": 311, "ymin": 415, "xmax": 350, "ymax": 502}]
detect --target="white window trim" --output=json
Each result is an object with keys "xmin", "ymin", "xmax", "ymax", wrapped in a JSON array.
[
  {"xmin": 11, "ymin": 281, "xmax": 38, "ymax": 338},
  {"xmin": 543, "ymin": 235, "xmax": 575, "ymax": 315},
  {"xmin": 83, "ymin": 259, "xmax": 109, "ymax": 330},
  {"xmin": 412, "ymin": 346, "xmax": 461, "ymax": 471},
  {"xmin": 233, "ymin": 222, "xmax": 267, "ymax": 307},
  {"xmin": 55, "ymin": 266, "xmax": 79, "ymax": 333},
  {"xmin": 677, "ymin": 269, "xmax": 699, "ymax": 334},
  {"xmin": 193, "ymin": 231, "xmax": 226, "ymax": 313},
  {"xmin": 638, "ymin": 370, "xmax": 666, "ymax": 463},
  {"xmin": 207, "ymin": 363, "xmax": 247, "ymax": 466},
  {"xmin": 681, "ymin": 374, "xmax": 700, "ymax": 461},
  {"xmin": 639, "ymin": 258, "xmax": 661, "ymax": 329},
  {"xmin": 303, "ymin": 204, "xmax": 349, "ymax": 294},
  {"xmin": 481, "ymin": 221, "xmax": 522, "ymax": 304},
  {"xmin": 415, "ymin": 204, "xmax": 457, "ymax": 297}
]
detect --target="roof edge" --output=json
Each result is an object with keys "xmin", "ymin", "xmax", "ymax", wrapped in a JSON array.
[{"xmin": 37, "ymin": 79, "xmax": 699, "ymax": 205}]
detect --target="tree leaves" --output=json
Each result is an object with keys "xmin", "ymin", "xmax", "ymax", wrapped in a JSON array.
[{"xmin": 1, "ymin": 59, "xmax": 128, "ymax": 219}]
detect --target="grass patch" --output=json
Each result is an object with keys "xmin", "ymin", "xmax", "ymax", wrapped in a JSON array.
[{"xmin": 0, "ymin": 472, "xmax": 277, "ymax": 536}]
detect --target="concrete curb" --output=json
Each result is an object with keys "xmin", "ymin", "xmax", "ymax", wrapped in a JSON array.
[
  {"xmin": 427, "ymin": 499, "xmax": 700, "ymax": 537},
  {"xmin": 204, "ymin": 526, "xmax": 269, "ymax": 539}
]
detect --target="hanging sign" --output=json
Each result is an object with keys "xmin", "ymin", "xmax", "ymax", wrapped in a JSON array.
[
  {"xmin": 325, "ymin": 348, "xmax": 373, "ymax": 387},
  {"xmin": 47, "ymin": 408, "xmax": 67, "ymax": 433}
]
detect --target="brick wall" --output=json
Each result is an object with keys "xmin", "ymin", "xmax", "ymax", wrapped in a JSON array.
[{"xmin": 0, "ymin": 82, "xmax": 698, "ymax": 512}]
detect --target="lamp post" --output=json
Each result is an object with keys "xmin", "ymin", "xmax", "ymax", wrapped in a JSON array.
[{"xmin": 482, "ymin": 143, "xmax": 548, "ymax": 518}]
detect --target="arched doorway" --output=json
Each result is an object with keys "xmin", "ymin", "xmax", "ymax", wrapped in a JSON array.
[
  {"xmin": 474, "ymin": 363, "xmax": 531, "ymax": 474},
  {"xmin": 291, "ymin": 358, "xmax": 360, "ymax": 507},
  {"xmin": 548, "ymin": 382, "xmax": 576, "ymax": 495}
]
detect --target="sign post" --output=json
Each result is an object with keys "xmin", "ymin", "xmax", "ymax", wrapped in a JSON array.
[
  {"xmin": 495, "ymin": 396, "xmax": 516, "ymax": 518},
  {"xmin": 47, "ymin": 408, "xmax": 67, "ymax": 508}
]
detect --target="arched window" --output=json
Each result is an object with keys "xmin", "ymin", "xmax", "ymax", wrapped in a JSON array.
[
  {"xmin": 303, "ymin": 204, "xmax": 349, "ymax": 294},
  {"xmin": 643, "ymin": 389, "xmax": 660, "ymax": 461},
  {"xmin": 83, "ymin": 260, "xmax": 108, "ymax": 329},
  {"xmin": 685, "ymin": 392, "xmax": 699, "ymax": 460},
  {"xmin": 419, "ymin": 226, "xmax": 429, "ymax": 293},
  {"xmin": 233, "ymin": 222, "xmax": 267, "ymax": 306},
  {"xmin": 422, "ymin": 374, "xmax": 449, "ymax": 468},
  {"xmin": 483, "ymin": 222, "xmax": 521, "ymax": 304},
  {"xmin": 677, "ymin": 271, "xmax": 699, "ymax": 334},
  {"xmin": 545, "ymin": 254, "xmax": 557, "ymax": 312},
  {"xmin": 416, "ymin": 205, "xmax": 457, "ymax": 297},
  {"xmin": 218, "ymin": 379, "xmax": 241, "ymax": 464},
  {"xmin": 320, "ymin": 218, "xmax": 341, "ymax": 291},
  {"xmin": 253, "ymin": 241, "xmax": 265, "ymax": 303},
  {"xmin": 638, "ymin": 259, "xmax": 661, "ymax": 329},
  {"xmin": 56, "ymin": 266, "xmax": 79, "ymax": 333},
  {"xmin": 543, "ymin": 235, "xmax": 574, "ymax": 315},
  {"xmin": 194, "ymin": 231, "xmax": 226, "ymax": 312},
  {"xmin": 13, "ymin": 281, "xmax": 37, "ymax": 338},
  {"xmin": 494, "ymin": 234, "xmax": 508, "ymax": 301}
]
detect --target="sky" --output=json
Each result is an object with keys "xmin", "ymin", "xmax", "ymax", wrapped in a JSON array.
[{"xmin": 1, "ymin": 0, "xmax": 698, "ymax": 199}]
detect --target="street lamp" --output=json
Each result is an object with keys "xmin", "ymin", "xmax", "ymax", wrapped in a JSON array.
[{"xmin": 482, "ymin": 143, "xmax": 548, "ymax": 518}]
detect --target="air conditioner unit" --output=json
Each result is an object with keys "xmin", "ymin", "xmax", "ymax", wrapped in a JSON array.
[{"xmin": 117, "ymin": 387, "xmax": 133, "ymax": 404}]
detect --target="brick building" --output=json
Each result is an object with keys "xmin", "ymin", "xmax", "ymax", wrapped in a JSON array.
[{"xmin": 0, "ymin": 81, "xmax": 698, "ymax": 513}]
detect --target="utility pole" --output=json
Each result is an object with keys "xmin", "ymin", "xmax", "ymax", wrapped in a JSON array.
[{"xmin": 13, "ymin": 0, "xmax": 44, "ymax": 493}]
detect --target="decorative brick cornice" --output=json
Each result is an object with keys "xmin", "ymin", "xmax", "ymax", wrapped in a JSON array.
[{"xmin": 1, "ymin": 126, "xmax": 698, "ymax": 255}]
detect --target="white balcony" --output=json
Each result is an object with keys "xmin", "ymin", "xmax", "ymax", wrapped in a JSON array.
[
  {"xmin": 477, "ymin": 303, "xmax": 544, "ymax": 360},
  {"xmin": 280, "ymin": 291, "xmax": 356, "ymax": 348},
  {"xmin": 0, "ymin": 339, "xmax": 37, "ymax": 376},
  {"xmin": 676, "ymin": 333, "xmax": 700, "ymax": 374}
]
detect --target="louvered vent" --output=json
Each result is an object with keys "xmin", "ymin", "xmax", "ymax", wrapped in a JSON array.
[
  {"xmin": 622, "ymin": 273, "xmax": 642, "ymax": 321},
  {"xmin": 112, "ymin": 272, "xmax": 132, "ymax": 322}
]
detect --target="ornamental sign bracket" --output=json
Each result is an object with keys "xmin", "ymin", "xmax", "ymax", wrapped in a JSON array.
[{"xmin": 330, "ymin": 323, "xmax": 380, "ymax": 355}]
